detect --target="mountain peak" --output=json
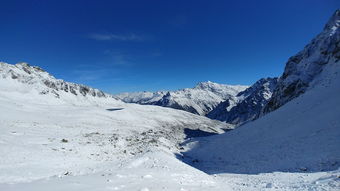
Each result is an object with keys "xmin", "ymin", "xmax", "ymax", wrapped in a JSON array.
[
  {"xmin": 324, "ymin": 9, "xmax": 340, "ymax": 35},
  {"xmin": 195, "ymin": 81, "xmax": 218, "ymax": 89},
  {"xmin": 16, "ymin": 62, "xmax": 30, "ymax": 67}
]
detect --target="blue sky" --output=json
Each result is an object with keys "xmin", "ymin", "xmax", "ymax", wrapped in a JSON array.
[{"xmin": 0, "ymin": 0, "xmax": 338, "ymax": 93}]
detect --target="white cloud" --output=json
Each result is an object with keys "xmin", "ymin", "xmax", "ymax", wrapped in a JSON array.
[{"xmin": 89, "ymin": 33, "xmax": 145, "ymax": 41}]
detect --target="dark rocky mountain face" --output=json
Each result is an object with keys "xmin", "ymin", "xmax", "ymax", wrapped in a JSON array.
[
  {"xmin": 207, "ymin": 78, "xmax": 278, "ymax": 125},
  {"xmin": 263, "ymin": 9, "xmax": 340, "ymax": 114}
]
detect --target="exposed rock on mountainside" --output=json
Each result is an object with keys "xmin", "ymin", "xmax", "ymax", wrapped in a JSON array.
[
  {"xmin": 208, "ymin": 77, "xmax": 278, "ymax": 125},
  {"xmin": 263, "ymin": 9, "xmax": 340, "ymax": 114},
  {"xmin": 0, "ymin": 62, "xmax": 110, "ymax": 99}
]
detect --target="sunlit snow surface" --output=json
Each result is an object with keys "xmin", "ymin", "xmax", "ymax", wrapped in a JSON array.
[
  {"xmin": 0, "ymin": 62, "xmax": 339, "ymax": 191},
  {"xmin": 0, "ymin": 64, "xmax": 230, "ymax": 190}
]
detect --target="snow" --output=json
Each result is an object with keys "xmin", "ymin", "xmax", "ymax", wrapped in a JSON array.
[
  {"xmin": 1, "ymin": 59, "xmax": 339, "ymax": 190},
  {"xmin": 1, "ymin": 9, "xmax": 339, "ymax": 191}
]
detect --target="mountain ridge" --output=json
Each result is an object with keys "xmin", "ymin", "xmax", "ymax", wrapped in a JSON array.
[
  {"xmin": 263, "ymin": 9, "xmax": 340, "ymax": 114},
  {"xmin": 0, "ymin": 62, "xmax": 116, "ymax": 103}
]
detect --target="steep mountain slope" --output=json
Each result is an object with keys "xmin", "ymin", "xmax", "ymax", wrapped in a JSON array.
[
  {"xmin": 183, "ymin": 9, "xmax": 340, "ymax": 175},
  {"xmin": 207, "ymin": 77, "xmax": 278, "ymax": 125},
  {"xmin": 115, "ymin": 81, "xmax": 248, "ymax": 115},
  {"xmin": 263, "ymin": 9, "xmax": 340, "ymax": 114}
]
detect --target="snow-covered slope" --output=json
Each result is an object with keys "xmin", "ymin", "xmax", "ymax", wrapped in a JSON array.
[
  {"xmin": 207, "ymin": 77, "xmax": 278, "ymax": 125},
  {"xmin": 183, "ymin": 9, "xmax": 340, "ymax": 177},
  {"xmin": 263, "ymin": 9, "xmax": 340, "ymax": 114},
  {"xmin": 0, "ymin": 62, "xmax": 232, "ymax": 190},
  {"xmin": 115, "ymin": 81, "xmax": 248, "ymax": 116}
]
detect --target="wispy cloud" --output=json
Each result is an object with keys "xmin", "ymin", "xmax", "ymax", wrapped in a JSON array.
[
  {"xmin": 88, "ymin": 33, "xmax": 145, "ymax": 41},
  {"xmin": 104, "ymin": 50, "xmax": 134, "ymax": 66}
]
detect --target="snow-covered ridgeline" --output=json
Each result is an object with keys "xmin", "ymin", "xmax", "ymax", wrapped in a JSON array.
[{"xmin": 0, "ymin": 62, "xmax": 114, "ymax": 104}]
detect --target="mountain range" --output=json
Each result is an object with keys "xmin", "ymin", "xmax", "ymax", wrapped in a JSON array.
[{"xmin": 115, "ymin": 78, "xmax": 278, "ymax": 126}]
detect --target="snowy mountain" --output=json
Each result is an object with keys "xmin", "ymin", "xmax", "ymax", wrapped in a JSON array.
[
  {"xmin": 0, "ymin": 62, "xmax": 113, "ymax": 104},
  {"xmin": 263, "ymin": 10, "xmax": 340, "ymax": 114},
  {"xmin": 182, "ymin": 9, "xmax": 340, "ymax": 183},
  {"xmin": 207, "ymin": 77, "xmax": 278, "ymax": 125},
  {"xmin": 114, "ymin": 91, "xmax": 167, "ymax": 104},
  {"xmin": 115, "ymin": 81, "xmax": 248, "ymax": 115}
]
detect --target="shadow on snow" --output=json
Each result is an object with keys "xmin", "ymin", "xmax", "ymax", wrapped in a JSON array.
[
  {"xmin": 106, "ymin": 108, "xmax": 124, "ymax": 111},
  {"xmin": 176, "ymin": 129, "xmax": 339, "ymax": 175}
]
